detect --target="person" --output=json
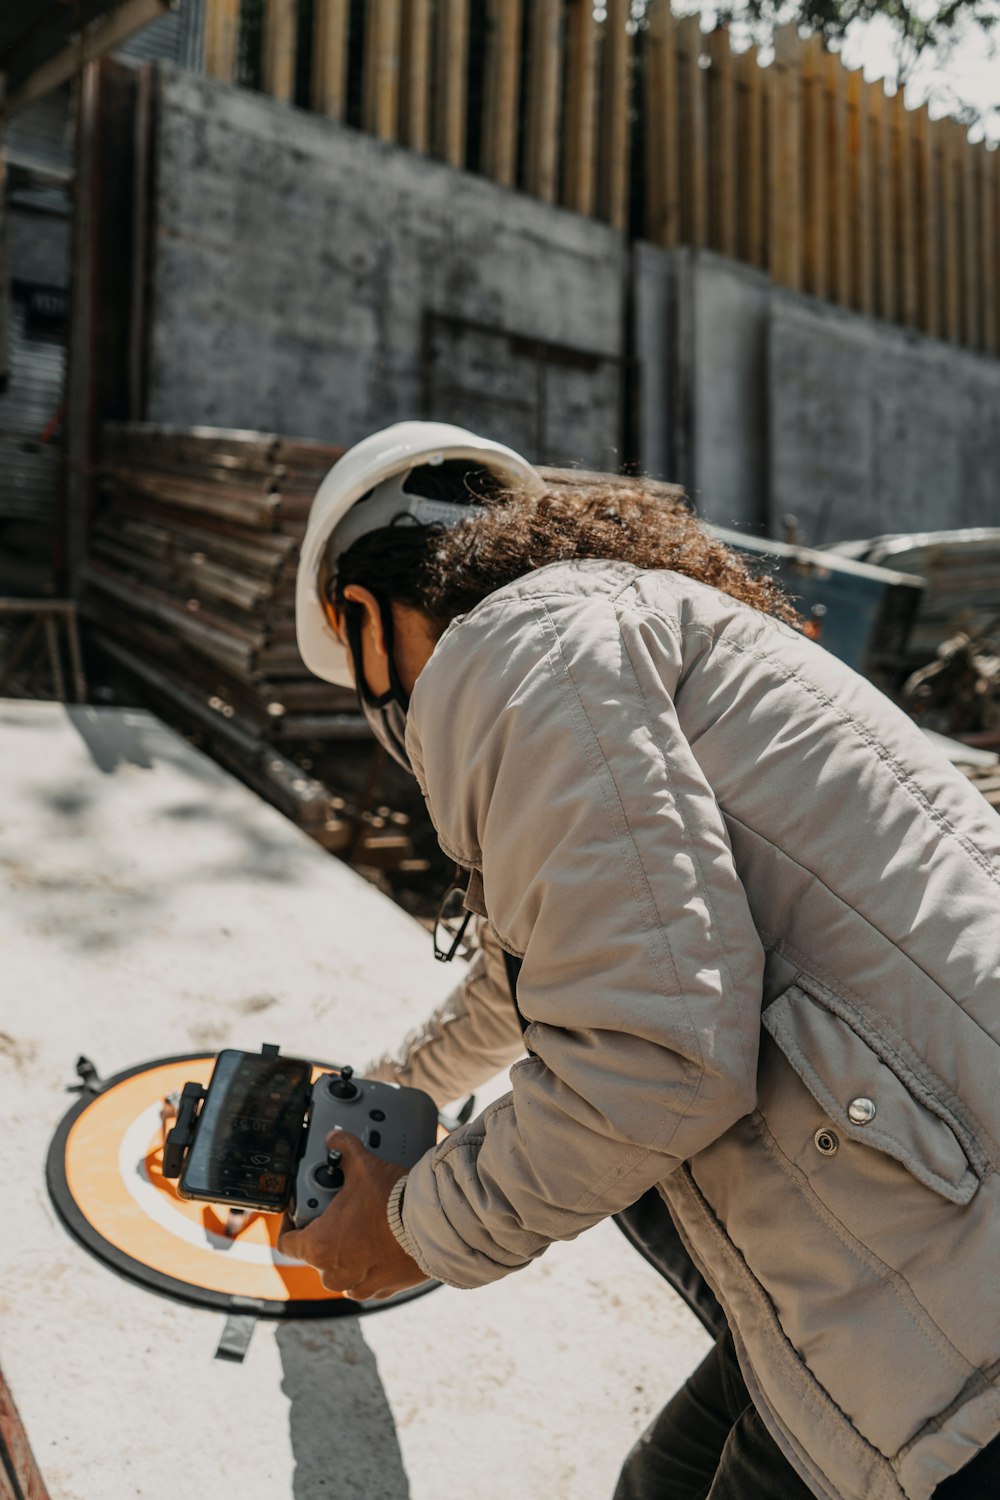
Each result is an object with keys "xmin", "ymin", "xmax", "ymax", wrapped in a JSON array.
[{"xmin": 280, "ymin": 421, "xmax": 1000, "ymax": 1499}]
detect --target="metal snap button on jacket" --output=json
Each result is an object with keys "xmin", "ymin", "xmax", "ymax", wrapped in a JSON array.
[
  {"xmin": 848, "ymin": 1097, "xmax": 877, "ymax": 1125},
  {"xmin": 814, "ymin": 1128, "xmax": 839, "ymax": 1156}
]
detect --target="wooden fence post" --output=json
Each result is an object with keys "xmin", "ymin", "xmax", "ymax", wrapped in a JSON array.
[
  {"xmin": 400, "ymin": 0, "xmax": 432, "ymax": 150},
  {"xmin": 737, "ymin": 46, "xmax": 765, "ymax": 269},
  {"xmin": 363, "ymin": 0, "xmax": 402, "ymax": 142},
  {"xmin": 894, "ymin": 89, "xmax": 918, "ymax": 328},
  {"xmin": 768, "ymin": 25, "xmax": 803, "ymax": 290},
  {"xmin": 203, "ymin": 0, "xmax": 240, "ymax": 82},
  {"xmin": 982, "ymin": 145, "xmax": 999, "ymax": 356},
  {"xmin": 677, "ymin": 14, "xmax": 708, "ymax": 247},
  {"xmin": 913, "ymin": 103, "xmax": 940, "ymax": 339},
  {"xmin": 645, "ymin": 0, "xmax": 680, "ymax": 248},
  {"xmin": 824, "ymin": 49, "xmax": 850, "ymax": 307},
  {"xmin": 846, "ymin": 66, "xmax": 874, "ymax": 316},
  {"xmin": 525, "ymin": 0, "xmax": 562, "ymax": 203},
  {"xmin": 942, "ymin": 122, "xmax": 963, "ymax": 344},
  {"xmin": 481, "ymin": 0, "xmax": 522, "ymax": 187},
  {"xmin": 563, "ymin": 0, "xmax": 599, "ymax": 215},
  {"xmin": 313, "ymin": 0, "xmax": 349, "ymax": 120},
  {"xmin": 801, "ymin": 32, "xmax": 827, "ymax": 299},
  {"xmin": 599, "ymin": 0, "xmax": 631, "ymax": 230},
  {"xmin": 962, "ymin": 126, "xmax": 980, "ymax": 349},
  {"xmin": 872, "ymin": 80, "xmax": 896, "ymax": 323},
  {"xmin": 434, "ymin": 0, "xmax": 469, "ymax": 169},
  {"xmin": 262, "ymin": 0, "xmax": 297, "ymax": 104},
  {"xmin": 707, "ymin": 28, "xmax": 737, "ymax": 258}
]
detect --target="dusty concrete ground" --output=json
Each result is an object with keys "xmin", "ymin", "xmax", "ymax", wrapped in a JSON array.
[{"xmin": 0, "ymin": 700, "xmax": 709, "ymax": 1500}]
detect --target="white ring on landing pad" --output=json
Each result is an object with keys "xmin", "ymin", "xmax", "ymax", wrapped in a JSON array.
[{"xmin": 121, "ymin": 1103, "xmax": 301, "ymax": 1265}]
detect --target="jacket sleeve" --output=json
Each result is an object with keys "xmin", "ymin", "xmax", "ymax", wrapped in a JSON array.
[
  {"xmin": 364, "ymin": 919, "xmax": 526, "ymax": 1109},
  {"xmin": 394, "ymin": 587, "xmax": 766, "ymax": 1289}
]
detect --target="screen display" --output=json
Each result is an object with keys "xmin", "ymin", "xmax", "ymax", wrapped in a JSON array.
[{"xmin": 179, "ymin": 1050, "xmax": 311, "ymax": 1212}]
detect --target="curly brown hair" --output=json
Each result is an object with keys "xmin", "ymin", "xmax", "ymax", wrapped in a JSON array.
[{"xmin": 335, "ymin": 477, "xmax": 801, "ymax": 633}]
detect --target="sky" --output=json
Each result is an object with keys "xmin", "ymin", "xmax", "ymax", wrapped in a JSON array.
[
  {"xmin": 840, "ymin": 5, "xmax": 1000, "ymax": 141},
  {"xmin": 667, "ymin": 1, "xmax": 1000, "ymax": 141}
]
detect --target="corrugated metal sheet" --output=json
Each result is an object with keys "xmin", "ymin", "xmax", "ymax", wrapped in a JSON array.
[
  {"xmin": 0, "ymin": 297, "xmax": 65, "ymax": 523},
  {"xmin": 3, "ymin": 89, "xmax": 71, "ymax": 529},
  {"xmin": 117, "ymin": 0, "xmax": 203, "ymax": 68},
  {"xmin": 3, "ymin": 89, "xmax": 73, "ymax": 177}
]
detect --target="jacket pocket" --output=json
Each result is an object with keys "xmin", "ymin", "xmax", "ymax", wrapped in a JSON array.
[{"xmin": 762, "ymin": 982, "xmax": 980, "ymax": 1206}]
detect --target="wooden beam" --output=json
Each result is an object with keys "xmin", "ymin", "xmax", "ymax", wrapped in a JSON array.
[
  {"xmin": 524, "ymin": 0, "xmax": 562, "ymax": 203},
  {"xmin": 363, "ymin": 0, "xmax": 402, "ymax": 141},
  {"xmin": 262, "ymin": 0, "xmax": 297, "ymax": 105},
  {"xmin": 0, "ymin": 1359, "xmax": 52, "ymax": 1500},
  {"xmin": 982, "ymin": 144, "xmax": 999, "ymax": 356},
  {"xmin": 563, "ymin": 0, "xmax": 599, "ymax": 215},
  {"xmin": 824, "ymin": 49, "xmax": 850, "ymax": 307},
  {"xmin": 893, "ymin": 89, "xmax": 918, "ymax": 328},
  {"xmin": 481, "ymin": 0, "xmax": 521, "ymax": 186},
  {"xmin": 400, "ymin": 0, "xmax": 432, "ymax": 151},
  {"xmin": 961, "ymin": 123, "xmax": 980, "ymax": 349},
  {"xmin": 678, "ymin": 14, "xmax": 708, "ymax": 247},
  {"xmin": 942, "ymin": 122, "xmax": 963, "ymax": 344},
  {"xmin": 0, "ymin": 137, "xmax": 8, "ymax": 393},
  {"xmin": 737, "ymin": 46, "xmax": 766, "ymax": 268},
  {"xmin": 434, "ymin": 0, "xmax": 470, "ymax": 169},
  {"xmin": 600, "ymin": 0, "xmax": 631, "ymax": 230},
  {"xmin": 645, "ymin": 0, "xmax": 680, "ymax": 248},
  {"xmin": 873, "ymin": 81, "xmax": 897, "ymax": 323},
  {"xmin": 845, "ymin": 66, "xmax": 874, "ymax": 316},
  {"xmin": 801, "ymin": 33, "xmax": 827, "ymax": 299},
  {"xmin": 203, "ymin": 0, "xmax": 240, "ymax": 83},
  {"xmin": 707, "ymin": 28, "xmax": 737, "ymax": 257},
  {"xmin": 768, "ymin": 25, "xmax": 803, "ymax": 289},
  {"xmin": 4, "ymin": 0, "xmax": 171, "ymax": 116},
  {"xmin": 913, "ymin": 103, "xmax": 940, "ymax": 339},
  {"xmin": 312, "ymin": 0, "xmax": 349, "ymax": 120}
]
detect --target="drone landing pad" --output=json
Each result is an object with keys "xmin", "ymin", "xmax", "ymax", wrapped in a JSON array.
[{"xmin": 46, "ymin": 1054, "xmax": 433, "ymax": 1317}]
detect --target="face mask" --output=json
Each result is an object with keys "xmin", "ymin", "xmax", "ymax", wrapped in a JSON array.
[{"xmin": 345, "ymin": 602, "xmax": 414, "ymax": 774}]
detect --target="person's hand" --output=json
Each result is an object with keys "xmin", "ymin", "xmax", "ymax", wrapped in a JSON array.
[{"xmin": 277, "ymin": 1131, "xmax": 428, "ymax": 1300}]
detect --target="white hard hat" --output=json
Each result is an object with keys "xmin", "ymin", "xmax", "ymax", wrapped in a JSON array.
[{"xmin": 296, "ymin": 420, "xmax": 543, "ymax": 687}]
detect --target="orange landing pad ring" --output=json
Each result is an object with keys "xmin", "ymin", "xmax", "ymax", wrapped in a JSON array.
[{"xmin": 46, "ymin": 1054, "xmax": 438, "ymax": 1318}]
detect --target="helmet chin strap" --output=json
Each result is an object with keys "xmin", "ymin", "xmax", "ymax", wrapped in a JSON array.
[
  {"xmin": 344, "ymin": 598, "xmax": 410, "ymax": 712},
  {"xmin": 344, "ymin": 599, "xmax": 413, "ymax": 772}
]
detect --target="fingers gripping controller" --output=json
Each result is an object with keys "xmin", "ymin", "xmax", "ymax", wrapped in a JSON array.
[{"xmin": 292, "ymin": 1071, "xmax": 438, "ymax": 1228}]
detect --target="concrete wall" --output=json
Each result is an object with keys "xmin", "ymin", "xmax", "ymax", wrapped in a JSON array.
[
  {"xmin": 634, "ymin": 245, "xmax": 1000, "ymax": 542},
  {"xmin": 634, "ymin": 248, "xmax": 776, "ymax": 532},
  {"xmin": 768, "ymin": 299, "xmax": 1000, "ymax": 543},
  {"xmin": 145, "ymin": 69, "xmax": 625, "ymax": 470},
  {"xmin": 135, "ymin": 71, "xmax": 1000, "ymax": 533}
]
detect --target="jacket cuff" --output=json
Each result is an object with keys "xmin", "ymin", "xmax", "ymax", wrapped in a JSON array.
[
  {"xmin": 386, "ymin": 1172, "xmax": 409, "ymax": 1245},
  {"xmin": 386, "ymin": 1170, "xmax": 466, "ymax": 1288}
]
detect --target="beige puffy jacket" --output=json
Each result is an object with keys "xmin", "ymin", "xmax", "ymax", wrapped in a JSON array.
[{"xmin": 371, "ymin": 559, "xmax": 1000, "ymax": 1500}]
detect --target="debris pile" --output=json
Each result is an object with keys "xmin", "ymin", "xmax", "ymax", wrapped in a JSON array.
[{"xmin": 901, "ymin": 625, "xmax": 1000, "ymax": 741}]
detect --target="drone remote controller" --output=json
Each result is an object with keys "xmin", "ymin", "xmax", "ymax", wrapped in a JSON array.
[
  {"xmin": 291, "ymin": 1065, "xmax": 438, "ymax": 1227},
  {"xmin": 163, "ymin": 1046, "xmax": 438, "ymax": 1229}
]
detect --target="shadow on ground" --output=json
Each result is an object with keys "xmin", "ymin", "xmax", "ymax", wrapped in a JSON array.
[{"xmin": 277, "ymin": 1318, "xmax": 410, "ymax": 1499}]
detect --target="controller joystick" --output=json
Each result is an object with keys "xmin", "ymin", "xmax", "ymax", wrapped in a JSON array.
[
  {"xmin": 313, "ymin": 1147, "xmax": 344, "ymax": 1191},
  {"xmin": 326, "ymin": 1066, "xmax": 361, "ymax": 1102}
]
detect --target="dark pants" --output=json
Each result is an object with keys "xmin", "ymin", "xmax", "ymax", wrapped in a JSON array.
[{"xmin": 613, "ymin": 1328, "xmax": 1000, "ymax": 1500}]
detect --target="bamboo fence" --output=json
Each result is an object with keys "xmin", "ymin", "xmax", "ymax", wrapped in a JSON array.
[{"xmin": 199, "ymin": 0, "xmax": 999, "ymax": 355}]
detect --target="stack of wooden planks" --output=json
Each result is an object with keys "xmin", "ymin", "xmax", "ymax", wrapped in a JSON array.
[{"xmin": 83, "ymin": 422, "xmax": 416, "ymax": 868}]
